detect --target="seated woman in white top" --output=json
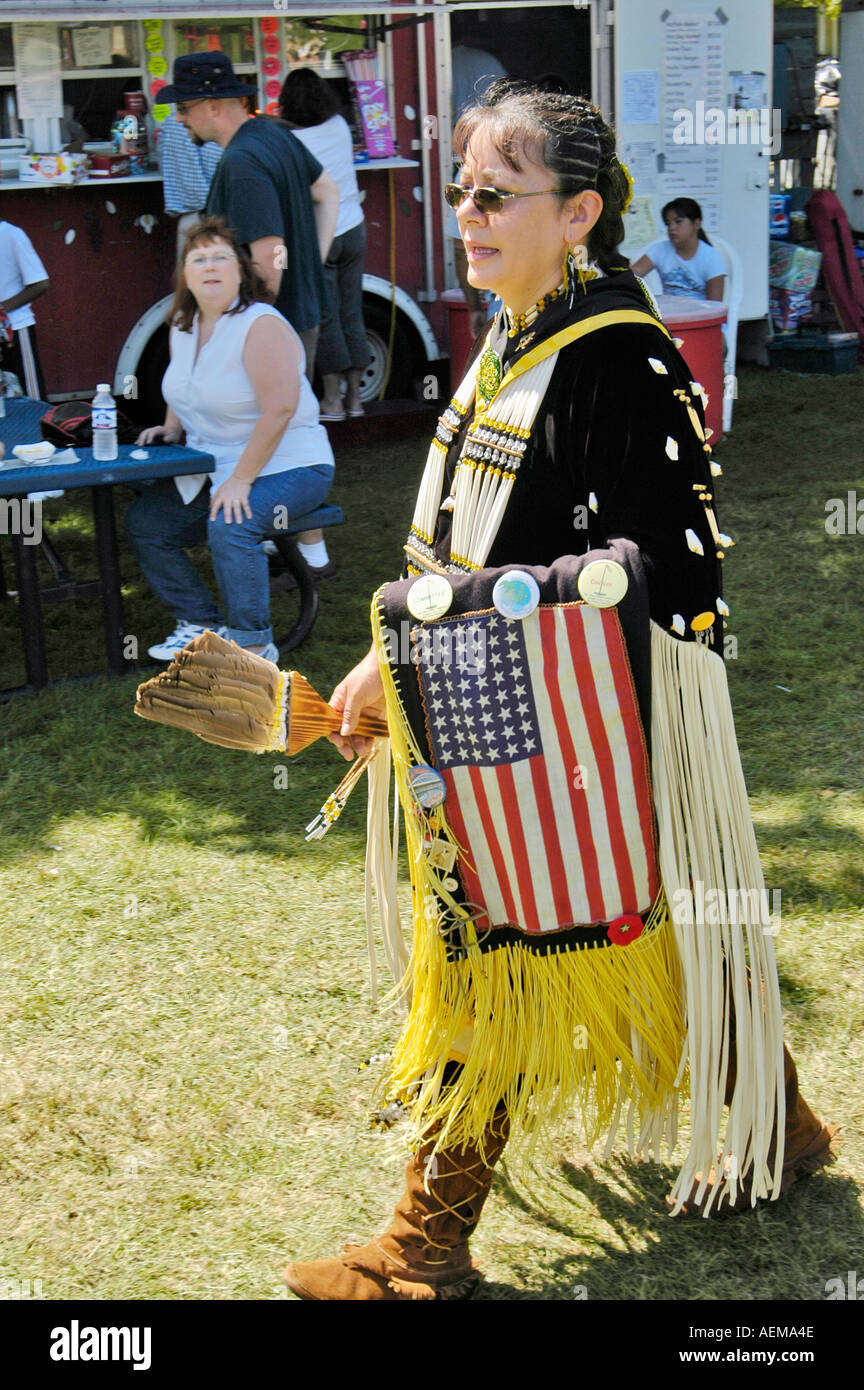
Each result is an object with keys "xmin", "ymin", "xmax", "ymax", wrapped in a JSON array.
[
  {"xmin": 127, "ymin": 217, "xmax": 334, "ymax": 663},
  {"xmin": 631, "ymin": 197, "xmax": 726, "ymax": 301}
]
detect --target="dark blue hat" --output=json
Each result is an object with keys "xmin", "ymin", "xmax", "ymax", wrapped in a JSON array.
[{"xmin": 160, "ymin": 51, "xmax": 258, "ymax": 104}]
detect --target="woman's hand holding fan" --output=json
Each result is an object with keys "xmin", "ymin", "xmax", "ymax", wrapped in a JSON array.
[
  {"xmin": 134, "ymin": 630, "xmax": 388, "ymax": 756},
  {"xmin": 327, "ymin": 645, "xmax": 387, "ymax": 761}
]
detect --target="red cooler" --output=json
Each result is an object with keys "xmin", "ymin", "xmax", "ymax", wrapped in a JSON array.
[
  {"xmin": 656, "ymin": 295, "xmax": 727, "ymax": 444},
  {"xmin": 441, "ymin": 288, "xmax": 475, "ymax": 386}
]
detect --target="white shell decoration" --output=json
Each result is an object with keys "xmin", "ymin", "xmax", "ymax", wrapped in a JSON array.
[
  {"xmin": 588, "ymin": 491, "xmax": 598, "ymax": 513},
  {"xmin": 65, "ymin": 228, "xmax": 76, "ymax": 244},
  {"xmin": 685, "ymin": 528, "xmax": 704, "ymax": 556},
  {"xmin": 717, "ymin": 598, "xmax": 730, "ymax": 616},
  {"xmin": 710, "ymin": 461, "xmax": 723, "ymax": 476},
  {"xmin": 412, "ymin": 186, "xmax": 423, "ymax": 202},
  {"xmin": 673, "ymin": 337, "xmax": 684, "ymax": 349},
  {"xmin": 403, "ymin": 104, "xmax": 416, "ymax": 121},
  {"xmin": 665, "ymin": 436, "xmax": 679, "ymax": 460},
  {"xmin": 718, "ymin": 532, "xmax": 735, "ymax": 548},
  {"xmin": 648, "ymin": 357, "xmax": 668, "ymax": 375},
  {"xmin": 105, "ymin": 200, "xmax": 116, "ymax": 215},
  {"xmin": 439, "ymin": 495, "xmax": 455, "ymax": 512},
  {"xmin": 671, "ymin": 613, "xmax": 686, "ymax": 636},
  {"xmin": 690, "ymin": 381, "xmax": 707, "ymax": 400}
]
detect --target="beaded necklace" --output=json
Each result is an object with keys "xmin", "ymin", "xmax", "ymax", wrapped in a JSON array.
[
  {"xmin": 506, "ymin": 283, "xmax": 565, "ymax": 338},
  {"xmin": 405, "ymin": 333, "xmax": 559, "ymax": 576}
]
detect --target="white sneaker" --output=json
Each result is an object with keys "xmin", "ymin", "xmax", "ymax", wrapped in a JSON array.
[{"xmin": 148, "ymin": 621, "xmax": 224, "ymax": 662}]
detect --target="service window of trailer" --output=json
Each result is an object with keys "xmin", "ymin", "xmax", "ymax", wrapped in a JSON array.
[
  {"xmin": 445, "ymin": 4, "xmax": 593, "ymax": 99},
  {"xmin": 278, "ymin": 12, "xmax": 373, "ymax": 132},
  {"xmin": 0, "ymin": 24, "xmax": 14, "ymax": 140},
  {"xmin": 283, "ymin": 13, "xmax": 368, "ymax": 71},
  {"xmin": 168, "ymin": 18, "xmax": 258, "ymax": 79},
  {"xmin": 58, "ymin": 21, "xmax": 142, "ymax": 143}
]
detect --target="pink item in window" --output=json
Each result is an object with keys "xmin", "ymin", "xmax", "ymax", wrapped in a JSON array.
[{"xmin": 354, "ymin": 80, "xmax": 395, "ymax": 158}]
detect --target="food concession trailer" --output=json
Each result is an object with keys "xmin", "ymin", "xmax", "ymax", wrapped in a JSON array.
[{"xmin": 0, "ymin": 0, "xmax": 770, "ymax": 413}]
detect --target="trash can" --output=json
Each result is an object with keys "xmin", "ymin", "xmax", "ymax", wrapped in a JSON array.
[{"xmin": 656, "ymin": 295, "xmax": 728, "ymax": 444}]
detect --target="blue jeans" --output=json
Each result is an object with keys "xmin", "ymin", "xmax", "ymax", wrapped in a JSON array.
[{"xmin": 125, "ymin": 465, "xmax": 334, "ymax": 646}]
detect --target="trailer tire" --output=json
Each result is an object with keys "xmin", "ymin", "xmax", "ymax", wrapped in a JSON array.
[
  {"xmin": 359, "ymin": 296, "xmax": 417, "ymax": 400},
  {"xmin": 131, "ymin": 298, "xmax": 425, "ymax": 416},
  {"xmin": 131, "ymin": 323, "xmax": 171, "ymax": 426}
]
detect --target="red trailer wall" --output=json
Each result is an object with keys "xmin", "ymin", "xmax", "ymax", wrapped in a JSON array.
[
  {"xmin": 1, "ymin": 180, "xmax": 175, "ymax": 398},
  {"xmin": 355, "ymin": 14, "xmax": 446, "ymax": 344}
]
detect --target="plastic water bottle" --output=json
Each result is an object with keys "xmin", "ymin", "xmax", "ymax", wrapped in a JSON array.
[{"xmin": 92, "ymin": 383, "xmax": 118, "ymax": 461}]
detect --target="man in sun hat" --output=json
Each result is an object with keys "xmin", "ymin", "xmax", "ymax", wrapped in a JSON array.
[
  {"xmin": 162, "ymin": 50, "xmax": 339, "ymax": 571},
  {"xmin": 161, "ymin": 51, "xmax": 338, "ymax": 372}
]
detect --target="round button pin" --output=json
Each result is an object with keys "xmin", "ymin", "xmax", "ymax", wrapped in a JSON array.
[
  {"xmin": 406, "ymin": 574, "xmax": 453, "ymax": 622},
  {"xmin": 577, "ymin": 560, "xmax": 629, "ymax": 609},
  {"xmin": 492, "ymin": 569, "xmax": 540, "ymax": 620},
  {"xmin": 407, "ymin": 764, "xmax": 447, "ymax": 810}
]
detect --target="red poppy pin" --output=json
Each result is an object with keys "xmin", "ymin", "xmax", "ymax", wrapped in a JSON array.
[{"xmin": 607, "ymin": 913, "xmax": 644, "ymax": 946}]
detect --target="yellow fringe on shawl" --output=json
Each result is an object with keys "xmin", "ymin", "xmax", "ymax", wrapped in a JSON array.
[{"xmin": 371, "ymin": 590, "xmax": 687, "ymax": 1160}]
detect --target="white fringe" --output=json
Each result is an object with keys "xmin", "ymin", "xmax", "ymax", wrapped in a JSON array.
[
  {"xmin": 364, "ymin": 739, "xmax": 411, "ymax": 1006},
  {"xmin": 650, "ymin": 623, "xmax": 786, "ymax": 1214}
]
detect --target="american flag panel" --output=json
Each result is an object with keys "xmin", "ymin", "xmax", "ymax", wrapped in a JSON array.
[{"xmin": 418, "ymin": 604, "xmax": 658, "ymax": 934}]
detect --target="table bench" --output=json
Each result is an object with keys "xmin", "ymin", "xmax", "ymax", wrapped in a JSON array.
[
  {"xmin": 0, "ymin": 398, "xmax": 345, "ymax": 695},
  {"xmin": 267, "ymin": 503, "xmax": 344, "ymax": 652},
  {"xmin": 0, "ymin": 397, "xmax": 215, "ymax": 698}
]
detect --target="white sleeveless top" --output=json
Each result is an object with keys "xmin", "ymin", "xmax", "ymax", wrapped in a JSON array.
[{"xmin": 163, "ymin": 301, "xmax": 334, "ymax": 492}]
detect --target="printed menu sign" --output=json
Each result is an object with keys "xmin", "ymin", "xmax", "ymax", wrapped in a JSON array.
[
  {"xmin": 662, "ymin": 11, "xmax": 724, "ymax": 232},
  {"xmin": 14, "ymin": 23, "xmax": 62, "ymax": 121}
]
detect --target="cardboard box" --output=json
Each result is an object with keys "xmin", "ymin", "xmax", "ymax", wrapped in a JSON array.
[
  {"xmin": 769, "ymin": 241, "xmax": 822, "ymax": 292},
  {"xmin": 87, "ymin": 154, "xmax": 131, "ymax": 178},
  {"xmin": 769, "ymin": 287, "xmax": 814, "ymax": 331},
  {"xmin": 353, "ymin": 80, "xmax": 395, "ymax": 159},
  {"xmin": 18, "ymin": 152, "xmax": 88, "ymax": 185}
]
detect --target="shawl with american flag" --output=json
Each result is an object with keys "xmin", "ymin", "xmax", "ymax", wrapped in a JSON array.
[{"xmin": 381, "ymin": 543, "xmax": 659, "ymax": 948}]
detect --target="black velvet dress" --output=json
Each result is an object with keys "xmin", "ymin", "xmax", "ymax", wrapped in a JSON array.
[{"xmin": 427, "ymin": 269, "xmax": 725, "ymax": 643}]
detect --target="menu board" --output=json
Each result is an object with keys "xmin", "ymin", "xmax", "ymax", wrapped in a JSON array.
[
  {"xmin": 13, "ymin": 23, "xmax": 62, "ymax": 121},
  {"xmin": 71, "ymin": 25, "xmax": 112, "ymax": 69},
  {"xmin": 662, "ymin": 11, "xmax": 725, "ymax": 232}
]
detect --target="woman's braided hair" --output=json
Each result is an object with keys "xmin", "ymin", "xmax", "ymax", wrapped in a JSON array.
[{"xmin": 452, "ymin": 80, "xmax": 631, "ymax": 273}]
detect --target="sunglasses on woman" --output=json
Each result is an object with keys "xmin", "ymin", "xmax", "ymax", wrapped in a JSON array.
[{"xmin": 443, "ymin": 183, "xmax": 559, "ymax": 215}]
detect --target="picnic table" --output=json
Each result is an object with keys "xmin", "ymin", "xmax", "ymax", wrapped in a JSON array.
[{"xmin": 0, "ymin": 396, "xmax": 215, "ymax": 697}]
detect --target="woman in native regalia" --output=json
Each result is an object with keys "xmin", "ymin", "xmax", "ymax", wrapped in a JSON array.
[{"xmin": 278, "ymin": 82, "xmax": 836, "ymax": 1300}]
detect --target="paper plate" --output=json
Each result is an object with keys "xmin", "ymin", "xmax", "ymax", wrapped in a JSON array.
[{"xmin": 12, "ymin": 442, "xmax": 56, "ymax": 464}]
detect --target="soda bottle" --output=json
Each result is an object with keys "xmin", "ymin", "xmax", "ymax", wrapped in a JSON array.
[{"xmin": 92, "ymin": 383, "xmax": 118, "ymax": 461}]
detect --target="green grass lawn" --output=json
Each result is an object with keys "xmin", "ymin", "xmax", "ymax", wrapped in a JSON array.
[{"xmin": 0, "ymin": 365, "xmax": 862, "ymax": 1301}]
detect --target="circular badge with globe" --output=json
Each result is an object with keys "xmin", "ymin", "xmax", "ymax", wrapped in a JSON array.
[{"xmin": 492, "ymin": 569, "xmax": 541, "ymax": 620}]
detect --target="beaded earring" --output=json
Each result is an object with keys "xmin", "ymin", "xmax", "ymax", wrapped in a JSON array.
[{"xmin": 563, "ymin": 243, "xmax": 590, "ymax": 304}]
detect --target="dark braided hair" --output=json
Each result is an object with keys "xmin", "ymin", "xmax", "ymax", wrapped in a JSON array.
[{"xmin": 452, "ymin": 80, "xmax": 630, "ymax": 273}]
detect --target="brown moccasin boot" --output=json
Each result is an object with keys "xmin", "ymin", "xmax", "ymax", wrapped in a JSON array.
[
  {"xmin": 285, "ymin": 1112, "xmax": 509, "ymax": 1301},
  {"xmin": 669, "ymin": 1043, "xmax": 839, "ymax": 1217}
]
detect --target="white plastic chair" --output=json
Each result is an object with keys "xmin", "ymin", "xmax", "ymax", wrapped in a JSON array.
[{"xmin": 709, "ymin": 234, "xmax": 743, "ymax": 434}]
